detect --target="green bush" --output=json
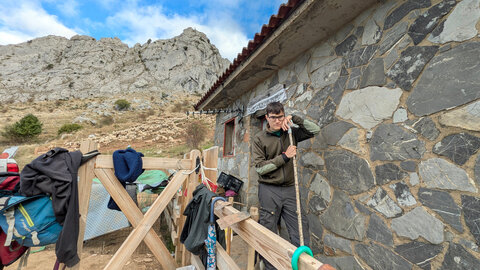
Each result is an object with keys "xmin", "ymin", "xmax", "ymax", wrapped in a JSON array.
[
  {"xmin": 1, "ymin": 114, "xmax": 43, "ymax": 142},
  {"xmin": 58, "ymin": 123, "xmax": 82, "ymax": 135},
  {"xmin": 114, "ymin": 99, "xmax": 131, "ymax": 111}
]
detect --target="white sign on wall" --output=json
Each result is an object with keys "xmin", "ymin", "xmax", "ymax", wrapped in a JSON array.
[{"xmin": 246, "ymin": 84, "xmax": 286, "ymax": 116}]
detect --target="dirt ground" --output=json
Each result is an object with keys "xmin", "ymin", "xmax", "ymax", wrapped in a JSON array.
[{"xmin": 6, "ymin": 228, "xmax": 249, "ymax": 270}]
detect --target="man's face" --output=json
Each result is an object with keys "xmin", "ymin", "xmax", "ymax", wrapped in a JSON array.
[{"xmin": 266, "ymin": 112, "xmax": 285, "ymax": 131}]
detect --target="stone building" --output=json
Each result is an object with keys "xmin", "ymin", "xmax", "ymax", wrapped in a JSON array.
[{"xmin": 195, "ymin": 0, "xmax": 480, "ymax": 268}]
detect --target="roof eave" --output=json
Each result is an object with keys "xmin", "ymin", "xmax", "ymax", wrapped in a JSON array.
[{"xmin": 196, "ymin": 0, "xmax": 379, "ymax": 110}]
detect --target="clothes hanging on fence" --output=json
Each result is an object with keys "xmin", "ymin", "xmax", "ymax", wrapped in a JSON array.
[
  {"xmin": 180, "ymin": 184, "xmax": 225, "ymax": 265},
  {"xmin": 108, "ymin": 148, "xmax": 144, "ymax": 211},
  {"xmin": 20, "ymin": 147, "xmax": 83, "ymax": 267}
]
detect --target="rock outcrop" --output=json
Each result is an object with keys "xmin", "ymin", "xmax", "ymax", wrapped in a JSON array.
[{"xmin": 0, "ymin": 28, "xmax": 230, "ymax": 103}]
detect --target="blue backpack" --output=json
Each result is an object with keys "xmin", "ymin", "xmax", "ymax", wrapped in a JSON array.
[{"xmin": 0, "ymin": 195, "xmax": 62, "ymax": 247}]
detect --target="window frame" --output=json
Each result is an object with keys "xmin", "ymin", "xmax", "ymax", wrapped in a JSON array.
[{"xmin": 223, "ymin": 117, "xmax": 236, "ymax": 157}]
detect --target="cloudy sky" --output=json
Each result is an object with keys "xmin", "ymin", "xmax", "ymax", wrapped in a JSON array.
[{"xmin": 0, "ymin": 0, "xmax": 285, "ymax": 60}]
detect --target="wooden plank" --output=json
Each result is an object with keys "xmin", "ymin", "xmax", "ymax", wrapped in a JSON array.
[
  {"xmin": 217, "ymin": 212, "xmax": 250, "ymax": 230},
  {"xmin": 214, "ymin": 201, "xmax": 330, "ymax": 270},
  {"xmin": 181, "ymin": 149, "xmax": 201, "ymax": 266},
  {"xmin": 71, "ymin": 140, "xmax": 98, "ymax": 270},
  {"xmin": 190, "ymin": 255, "xmax": 205, "ymax": 270},
  {"xmin": 217, "ymin": 244, "xmax": 241, "ymax": 270},
  {"xmin": 101, "ymin": 169, "xmax": 188, "ymax": 270},
  {"xmin": 202, "ymin": 146, "xmax": 218, "ymax": 184},
  {"xmin": 95, "ymin": 155, "xmax": 193, "ymax": 170},
  {"xmin": 175, "ymin": 179, "xmax": 188, "ymax": 261},
  {"xmin": 225, "ymin": 197, "xmax": 234, "ymax": 255},
  {"xmin": 95, "ymin": 168, "xmax": 177, "ymax": 270},
  {"xmin": 247, "ymin": 207, "xmax": 259, "ymax": 270}
]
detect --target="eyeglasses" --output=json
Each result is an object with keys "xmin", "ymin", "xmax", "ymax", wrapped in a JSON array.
[{"xmin": 268, "ymin": 115, "xmax": 285, "ymax": 120}]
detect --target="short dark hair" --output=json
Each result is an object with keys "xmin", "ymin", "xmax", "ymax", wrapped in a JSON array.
[{"xmin": 266, "ymin": 102, "xmax": 284, "ymax": 115}]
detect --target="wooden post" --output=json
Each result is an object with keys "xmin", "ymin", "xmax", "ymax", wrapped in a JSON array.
[
  {"xmin": 175, "ymin": 151, "xmax": 192, "ymax": 263},
  {"xmin": 71, "ymin": 140, "xmax": 98, "ymax": 270},
  {"xmin": 202, "ymin": 146, "xmax": 219, "ymax": 185},
  {"xmin": 226, "ymin": 197, "xmax": 234, "ymax": 255},
  {"xmin": 180, "ymin": 149, "xmax": 201, "ymax": 266},
  {"xmin": 247, "ymin": 207, "xmax": 259, "ymax": 270}
]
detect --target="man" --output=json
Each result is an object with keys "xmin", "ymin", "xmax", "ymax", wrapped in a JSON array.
[{"xmin": 252, "ymin": 101, "xmax": 320, "ymax": 269}]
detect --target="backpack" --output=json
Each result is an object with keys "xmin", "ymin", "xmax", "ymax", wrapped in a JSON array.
[
  {"xmin": 0, "ymin": 195, "xmax": 63, "ymax": 248},
  {"xmin": 0, "ymin": 172, "xmax": 29, "ymax": 268},
  {"xmin": 0, "ymin": 228, "xmax": 28, "ymax": 267},
  {"xmin": 0, "ymin": 172, "xmax": 20, "ymax": 195}
]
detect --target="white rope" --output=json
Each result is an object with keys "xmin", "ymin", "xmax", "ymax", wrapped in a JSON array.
[
  {"xmin": 181, "ymin": 162, "xmax": 200, "ymax": 175},
  {"xmin": 202, "ymin": 166, "xmax": 217, "ymax": 171},
  {"xmin": 199, "ymin": 160, "xmax": 217, "ymax": 191},
  {"xmin": 178, "ymin": 158, "xmax": 217, "ymax": 191}
]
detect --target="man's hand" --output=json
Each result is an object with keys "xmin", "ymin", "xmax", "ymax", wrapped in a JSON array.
[
  {"xmin": 281, "ymin": 115, "xmax": 293, "ymax": 131},
  {"xmin": 284, "ymin": 145, "xmax": 297, "ymax": 158}
]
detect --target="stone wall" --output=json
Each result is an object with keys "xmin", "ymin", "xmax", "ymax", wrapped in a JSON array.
[{"xmin": 213, "ymin": 0, "xmax": 480, "ymax": 268}]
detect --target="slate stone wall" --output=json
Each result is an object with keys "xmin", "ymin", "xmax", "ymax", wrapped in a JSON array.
[{"xmin": 213, "ymin": 0, "xmax": 480, "ymax": 268}]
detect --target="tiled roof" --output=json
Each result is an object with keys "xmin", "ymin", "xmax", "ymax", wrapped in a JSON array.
[{"xmin": 194, "ymin": 0, "xmax": 305, "ymax": 110}]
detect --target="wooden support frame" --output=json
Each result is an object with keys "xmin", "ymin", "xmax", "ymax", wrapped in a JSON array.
[
  {"xmin": 74, "ymin": 142, "xmax": 332, "ymax": 269},
  {"xmin": 75, "ymin": 141, "xmax": 200, "ymax": 270},
  {"xmin": 96, "ymin": 168, "xmax": 185, "ymax": 270}
]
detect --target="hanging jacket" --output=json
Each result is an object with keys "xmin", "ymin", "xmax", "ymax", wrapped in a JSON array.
[
  {"xmin": 180, "ymin": 184, "xmax": 225, "ymax": 256},
  {"xmin": 20, "ymin": 148, "xmax": 82, "ymax": 267}
]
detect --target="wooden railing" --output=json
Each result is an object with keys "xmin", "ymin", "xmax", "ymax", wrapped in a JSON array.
[{"xmin": 72, "ymin": 140, "xmax": 332, "ymax": 270}]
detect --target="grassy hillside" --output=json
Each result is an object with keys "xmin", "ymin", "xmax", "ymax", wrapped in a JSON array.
[{"xmin": 0, "ymin": 93, "xmax": 215, "ymax": 169}]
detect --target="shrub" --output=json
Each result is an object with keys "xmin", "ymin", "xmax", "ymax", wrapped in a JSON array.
[
  {"xmin": 2, "ymin": 114, "xmax": 43, "ymax": 142},
  {"xmin": 98, "ymin": 115, "xmax": 114, "ymax": 127},
  {"xmin": 114, "ymin": 99, "xmax": 131, "ymax": 111},
  {"xmin": 185, "ymin": 120, "xmax": 208, "ymax": 149},
  {"xmin": 58, "ymin": 123, "xmax": 82, "ymax": 135}
]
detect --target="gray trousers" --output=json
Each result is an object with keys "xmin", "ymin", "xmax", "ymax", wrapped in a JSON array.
[{"xmin": 258, "ymin": 183, "xmax": 310, "ymax": 270}]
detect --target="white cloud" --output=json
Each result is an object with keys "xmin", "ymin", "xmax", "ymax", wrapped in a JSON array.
[
  {"xmin": 105, "ymin": 3, "xmax": 248, "ymax": 61},
  {"xmin": 57, "ymin": 0, "xmax": 80, "ymax": 17},
  {"xmin": 0, "ymin": 1, "xmax": 77, "ymax": 45}
]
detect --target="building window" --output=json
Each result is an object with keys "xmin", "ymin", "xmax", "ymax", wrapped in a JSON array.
[{"xmin": 223, "ymin": 118, "xmax": 235, "ymax": 156}]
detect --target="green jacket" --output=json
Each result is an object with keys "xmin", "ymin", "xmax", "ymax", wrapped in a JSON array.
[{"xmin": 252, "ymin": 115, "xmax": 320, "ymax": 186}]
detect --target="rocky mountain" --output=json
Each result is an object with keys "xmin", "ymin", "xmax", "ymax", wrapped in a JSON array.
[{"xmin": 0, "ymin": 28, "xmax": 230, "ymax": 103}]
